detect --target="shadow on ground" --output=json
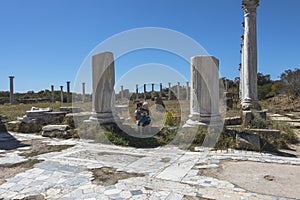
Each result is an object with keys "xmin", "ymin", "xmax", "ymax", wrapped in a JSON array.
[{"xmin": 0, "ymin": 132, "xmax": 29, "ymax": 150}]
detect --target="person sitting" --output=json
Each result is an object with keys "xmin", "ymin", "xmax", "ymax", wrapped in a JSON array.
[
  {"xmin": 134, "ymin": 102, "xmax": 142, "ymax": 125},
  {"xmin": 138, "ymin": 101, "xmax": 151, "ymax": 127}
]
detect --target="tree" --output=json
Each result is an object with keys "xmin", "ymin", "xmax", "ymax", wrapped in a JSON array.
[{"xmin": 280, "ymin": 68, "xmax": 300, "ymax": 97}]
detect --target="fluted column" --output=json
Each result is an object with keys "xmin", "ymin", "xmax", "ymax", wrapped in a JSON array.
[
  {"xmin": 241, "ymin": 0, "xmax": 260, "ymax": 110},
  {"xmin": 9, "ymin": 76, "xmax": 14, "ymax": 104}
]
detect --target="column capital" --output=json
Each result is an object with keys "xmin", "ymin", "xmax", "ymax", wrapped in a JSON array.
[
  {"xmin": 242, "ymin": 0, "xmax": 259, "ymax": 13},
  {"xmin": 9, "ymin": 76, "xmax": 15, "ymax": 79}
]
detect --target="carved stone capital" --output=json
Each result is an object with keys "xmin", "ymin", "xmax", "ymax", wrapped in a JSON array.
[{"xmin": 242, "ymin": 0, "xmax": 259, "ymax": 13}]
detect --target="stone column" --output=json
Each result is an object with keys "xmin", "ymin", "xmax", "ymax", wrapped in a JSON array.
[
  {"xmin": 189, "ymin": 56, "xmax": 221, "ymax": 125},
  {"xmin": 186, "ymin": 81, "xmax": 189, "ymax": 100},
  {"xmin": 241, "ymin": 0, "xmax": 260, "ymax": 110},
  {"xmin": 136, "ymin": 84, "xmax": 139, "ymax": 100},
  {"xmin": 151, "ymin": 83, "xmax": 154, "ymax": 100},
  {"xmin": 177, "ymin": 82, "xmax": 180, "ymax": 100},
  {"xmin": 51, "ymin": 85, "xmax": 54, "ymax": 103},
  {"xmin": 9, "ymin": 76, "xmax": 14, "ymax": 104},
  {"xmin": 82, "ymin": 82, "xmax": 86, "ymax": 102},
  {"xmin": 159, "ymin": 83, "xmax": 163, "ymax": 98},
  {"xmin": 143, "ymin": 84, "xmax": 146, "ymax": 100},
  {"xmin": 91, "ymin": 52, "xmax": 115, "ymax": 123},
  {"xmin": 66, "ymin": 81, "xmax": 71, "ymax": 103},
  {"xmin": 168, "ymin": 82, "xmax": 171, "ymax": 100},
  {"xmin": 120, "ymin": 85, "xmax": 124, "ymax": 100},
  {"xmin": 60, "ymin": 86, "xmax": 64, "ymax": 103}
]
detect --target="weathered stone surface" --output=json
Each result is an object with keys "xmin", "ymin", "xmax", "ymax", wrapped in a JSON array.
[
  {"xmin": 236, "ymin": 132, "xmax": 260, "ymax": 151},
  {"xmin": 250, "ymin": 129, "xmax": 280, "ymax": 139},
  {"xmin": 225, "ymin": 116, "xmax": 242, "ymax": 126},
  {"xmin": 90, "ymin": 52, "xmax": 115, "ymax": 124},
  {"xmin": 187, "ymin": 56, "xmax": 222, "ymax": 126},
  {"xmin": 6, "ymin": 120, "xmax": 41, "ymax": 133},
  {"xmin": 42, "ymin": 125, "xmax": 71, "ymax": 138},
  {"xmin": 243, "ymin": 110, "xmax": 267, "ymax": 126},
  {"xmin": 60, "ymin": 107, "xmax": 82, "ymax": 113}
]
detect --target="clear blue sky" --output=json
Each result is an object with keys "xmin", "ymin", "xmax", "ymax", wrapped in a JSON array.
[{"xmin": 0, "ymin": 0, "xmax": 299, "ymax": 93}]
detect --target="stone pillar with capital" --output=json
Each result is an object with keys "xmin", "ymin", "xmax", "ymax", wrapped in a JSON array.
[
  {"xmin": 9, "ymin": 76, "xmax": 14, "ymax": 104},
  {"xmin": 60, "ymin": 86, "xmax": 64, "ymax": 103},
  {"xmin": 136, "ymin": 84, "xmax": 139, "ymax": 100},
  {"xmin": 186, "ymin": 81, "xmax": 189, "ymax": 100},
  {"xmin": 168, "ymin": 82, "xmax": 171, "ymax": 100},
  {"xmin": 143, "ymin": 84, "xmax": 146, "ymax": 100},
  {"xmin": 177, "ymin": 82, "xmax": 180, "ymax": 100},
  {"xmin": 120, "ymin": 85, "xmax": 124, "ymax": 100},
  {"xmin": 151, "ymin": 83, "xmax": 154, "ymax": 100},
  {"xmin": 51, "ymin": 85, "xmax": 54, "ymax": 103},
  {"xmin": 66, "ymin": 81, "xmax": 71, "ymax": 103},
  {"xmin": 241, "ymin": 0, "xmax": 260, "ymax": 110},
  {"xmin": 159, "ymin": 83, "xmax": 163, "ymax": 98},
  {"xmin": 82, "ymin": 82, "xmax": 86, "ymax": 102}
]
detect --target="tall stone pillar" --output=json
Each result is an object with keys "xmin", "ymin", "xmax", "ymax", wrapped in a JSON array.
[
  {"xmin": 66, "ymin": 81, "xmax": 71, "ymax": 103},
  {"xmin": 143, "ymin": 84, "xmax": 146, "ymax": 100},
  {"xmin": 186, "ymin": 81, "xmax": 189, "ymax": 100},
  {"xmin": 9, "ymin": 76, "xmax": 14, "ymax": 104},
  {"xmin": 120, "ymin": 85, "xmax": 124, "ymax": 100},
  {"xmin": 91, "ymin": 52, "xmax": 115, "ymax": 123},
  {"xmin": 151, "ymin": 83, "xmax": 154, "ymax": 100},
  {"xmin": 177, "ymin": 82, "xmax": 180, "ymax": 100},
  {"xmin": 51, "ymin": 85, "xmax": 54, "ymax": 103},
  {"xmin": 241, "ymin": 0, "xmax": 260, "ymax": 110},
  {"xmin": 168, "ymin": 82, "xmax": 171, "ymax": 100},
  {"xmin": 82, "ymin": 82, "xmax": 86, "ymax": 102},
  {"xmin": 159, "ymin": 83, "xmax": 163, "ymax": 98},
  {"xmin": 189, "ymin": 56, "xmax": 221, "ymax": 125},
  {"xmin": 60, "ymin": 86, "xmax": 64, "ymax": 103},
  {"xmin": 136, "ymin": 84, "xmax": 139, "ymax": 100}
]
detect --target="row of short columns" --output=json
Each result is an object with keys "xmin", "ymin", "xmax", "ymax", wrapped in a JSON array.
[
  {"xmin": 6, "ymin": 76, "xmax": 79, "ymax": 104},
  {"xmin": 125, "ymin": 82, "xmax": 190, "ymax": 101}
]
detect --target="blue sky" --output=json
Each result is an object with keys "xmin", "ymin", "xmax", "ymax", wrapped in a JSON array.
[{"xmin": 0, "ymin": 0, "xmax": 299, "ymax": 93}]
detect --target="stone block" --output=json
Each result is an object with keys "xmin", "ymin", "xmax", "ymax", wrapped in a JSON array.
[
  {"xmin": 42, "ymin": 125, "xmax": 71, "ymax": 138},
  {"xmin": 242, "ymin": 110, "xmax": 267, "ymax": 126},
  {"xmin": 60, "ymin": 107, "xmax": 83, "ymax": 113},
  {"xmin": 236, "ymin": 132, "xmax": 260, "ymax": 151},
  {"xmin": 224, "ymin": 116, "xmax": 242, "ymax": 126}
]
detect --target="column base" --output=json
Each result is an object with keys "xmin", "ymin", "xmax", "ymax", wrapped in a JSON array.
[
  {"xmin": 88, "ymin": 112, "xmax": 117, "ymax": 124},
  {"xmin": 241, "ymin": 98, "xmax": 261, "ymax": 111},
  {"xmin": 185, "ymin": 113, "xmax": 223, "ymax": 127}
]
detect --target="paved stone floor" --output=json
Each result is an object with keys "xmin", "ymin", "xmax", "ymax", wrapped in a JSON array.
[{"xmin": 0, "ymin": 132, "xmax": 300, "ymax": 200}]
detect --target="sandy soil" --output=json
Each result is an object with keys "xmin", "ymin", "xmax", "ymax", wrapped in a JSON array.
[{"xmin": 203, "ymin": 161, "xmax": 300, "ymax": 199}]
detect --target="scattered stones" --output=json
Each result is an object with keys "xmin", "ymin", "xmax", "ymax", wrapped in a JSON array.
[
  {"xmin": 224, "ymin": 116, "xmax": 242, "ymax": 126},
  {"xmin": 41, "ymin": 125, "xmax": 71, "ymax": 138},
  {"xmin": 236, "ymin": 132, "xmax": 260, "ymax": 151}
]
